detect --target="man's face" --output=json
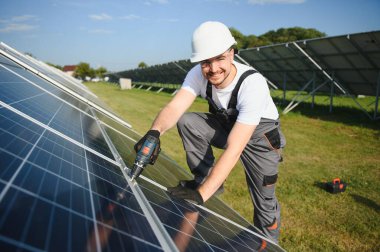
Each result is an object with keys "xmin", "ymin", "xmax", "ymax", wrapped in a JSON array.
[{"xmin": 200, "ymin": 48, "xmax": 235, "ymax": 89}]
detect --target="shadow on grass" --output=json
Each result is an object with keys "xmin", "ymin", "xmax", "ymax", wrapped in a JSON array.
[
  {"xmin": 313, "ymin": 181, "xmax": 341, "ymax": 195},
  {"xmin": 273, "ymin": 98, "xmax": 380, "ymax": 131},
  {"xmin": 314, "ymin": 182, "xmax": 380, "ymax": 212},
  {"xmin": 350, "ymin": 194, "xmax": 380, "ymax": 213},
  {"xmin": 314, "ymin": 181, "xmax": 327, "ymax": 191}
]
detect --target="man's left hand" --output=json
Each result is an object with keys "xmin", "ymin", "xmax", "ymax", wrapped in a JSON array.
[{"xmin": 167, "ymin": 185, "xmax": 204, "ymax": 205}]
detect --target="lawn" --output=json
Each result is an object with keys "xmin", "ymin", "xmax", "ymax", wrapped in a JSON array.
[{"xmin": 84, "ymin": 82, "xmax": 380, "ymax": 252}]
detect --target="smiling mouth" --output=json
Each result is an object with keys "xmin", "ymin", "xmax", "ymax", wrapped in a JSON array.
[{"xmin": 208, "ymin": 71, "xmax": 223, "ymax": 79}]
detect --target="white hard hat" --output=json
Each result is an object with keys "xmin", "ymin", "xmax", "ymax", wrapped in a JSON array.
[{"xmin": 190, "ymin": 21, "xmax": 237, "ymax": 63}]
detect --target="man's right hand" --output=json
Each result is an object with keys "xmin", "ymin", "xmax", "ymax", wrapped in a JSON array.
[{"xmin": 134, "ymin": 130, "xmax": 161, "ymax": 164}]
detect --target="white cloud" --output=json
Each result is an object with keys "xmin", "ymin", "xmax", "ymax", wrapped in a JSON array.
[
  {"xmin": 152, "ymin": 0, "xmax": 169, "ymax": 4},
  {"xmin": 89, "ymin": 13, "xmax": 113, "ymax": 21},
  {"xmin": 144, "ymin": 0, "xmax": 169, "ymax": 5},
  {"xmin": 0, "ymin": 14, "xmax": 38, "ymax": 33},
  {"xmin": 11, "ymin": 15, "xmax": 38, "ymax": 22},
  {"xmin": 0, "ymin": 14, "xmax": 39, "ymax": 33},
  {"xmin": 248, "ymin": 0, "xmax": 305, "ymax": 4},
  {"xmin": 120, "ymin": 14, "xmax": 141, "ymax": 20},
  {"xmin": 0, "ymin": 23, "xmax": 38, "ymax": 33}
]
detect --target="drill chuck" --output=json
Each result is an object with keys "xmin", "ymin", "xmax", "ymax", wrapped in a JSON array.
[
  {"xmin": 130, "ymin": 135, "xmax": 159, "ymax": 180},
  {"xmin": 130, "ymin": 161, "xmax": 144, "ymax": 181}
]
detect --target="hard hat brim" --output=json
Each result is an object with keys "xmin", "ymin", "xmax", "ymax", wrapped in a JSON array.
[{"xmin": 190, "ymin": 41, "xmax": 236, "ymax": 63}]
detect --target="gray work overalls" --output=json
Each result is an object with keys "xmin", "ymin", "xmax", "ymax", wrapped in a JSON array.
[{"xmin": 176, "ymin": 70, "xmax": 286, "ymax": 243}]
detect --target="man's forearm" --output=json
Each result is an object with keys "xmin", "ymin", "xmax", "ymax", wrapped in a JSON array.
[
  {"xmin": 198, "ymin": 147, "xmax": 242, "ymax": 201},
  {"xmin": 151, "ymin": 104, "xmax": 182, "ymax": 135},
  {"xmin": 150, "ymin": 88, "xmax": 196, "ymax": 135}
]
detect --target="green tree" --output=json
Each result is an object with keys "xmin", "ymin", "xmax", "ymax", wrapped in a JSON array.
[
  {"xmin": 229, "ymin": 26, "xmax": 326, "ymax": 50},
  {"xmin": 74, "ymin": 62, "xmax": 93, "ymax": 79},
  {"xmin": 260, "ymin": 27, "xmax": 326, "ymax": 45},
  {"xmin": 95, "ymin": 66, "xmax": 107, "ymax": 78},
  {"xmin": 138, "ymin": 62, "xmax": 148, "ymax": 69},
  {"xmin": 229, "ymin": 27, "xmax": 247, "ymax": 50}
]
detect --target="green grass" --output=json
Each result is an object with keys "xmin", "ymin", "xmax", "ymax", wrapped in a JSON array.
[{"xmin": 85, "ymin": 82, "xmax": 380, "ymax": 252}]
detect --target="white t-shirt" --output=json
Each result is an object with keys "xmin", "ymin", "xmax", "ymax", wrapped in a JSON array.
[{"xmin": 181, "ymin": 61, "xmax": 279, "ymax": 125}]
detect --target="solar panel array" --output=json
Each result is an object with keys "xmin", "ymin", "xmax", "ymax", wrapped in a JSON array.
[
  {"xmin": 109, "ymin": 30, "xmax": 380, "ymax": 97},
  {"xmin": 238, "ymin": 30, "xmax": 380, "ymax": 96},
  {"xmin": 0, "ymin": 42, "xmax": 285, "ymax": 251},
  {"xmin": 108, "ymin": 60, "xmax": 195, "ymax": 87}
]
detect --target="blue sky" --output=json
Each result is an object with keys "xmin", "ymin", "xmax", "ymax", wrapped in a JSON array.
[{"xmin": 1, "ymin": 0, "xmax": 379, "ymax": 71}]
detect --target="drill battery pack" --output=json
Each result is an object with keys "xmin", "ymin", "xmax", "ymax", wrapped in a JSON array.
[{"xmin": 326, "ymin": 178, "xmax": 347, "ymax": 194}]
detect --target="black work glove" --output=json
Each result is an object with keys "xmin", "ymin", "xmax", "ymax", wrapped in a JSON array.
[
  {"xmin": 167, "ymin": 184, "xmax": 204, "ymax": 205},
  {"xmin": 134, "ymin": 130, "xmax": 161, "ymax": 165}
]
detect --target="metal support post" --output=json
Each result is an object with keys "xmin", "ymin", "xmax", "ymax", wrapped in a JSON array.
[
  {"xmin": 283, "ymin": 77, "xmax": 314, "ymax": 114},
  {"xmin": 171, "ymin": 89, "xmax": 179, "ymax": 96},
  {"xmin": 283, "ymin": 72, "xmax": 287, "ymax": 105},
  {"xmin": 311, "ymin": 72, "xmax": 315, "ymax": 109},
  {"xmin": 292, "ymin": 42, "xmax": 347, "ymax": 95},
  {"xmin": 235, "ymin": 53, "xmax": 278, "ymax": 89},
  {"xmin": 375, "ymin": 71, "xmax": 380, "ymax": 120},
  {"xmin": 173, "ymin": 62, "xmax": 187, "ymax": 73},
  {"xmin": 283, "ymin": 79, "xmax": 330, "ymax": 114},
  {"xmin": 330, "ymin": 72, "xmax": 334, "ymax": 113}
]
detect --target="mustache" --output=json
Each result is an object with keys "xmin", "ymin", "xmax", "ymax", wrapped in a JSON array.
[{"xmin": 207, "ymin": 70, "xmax": 224, "ymax": 77}]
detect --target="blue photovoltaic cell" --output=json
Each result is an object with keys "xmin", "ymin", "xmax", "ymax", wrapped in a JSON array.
[
  {"xmin": 0, "ymin": 60, "xmax": 115, "ymax": 159},
  {"xmin": 0, "ymin": 108, "xmax": 45, "ymax": 159},
  {"xmin": 0, "ymin": 108, "xmax": 163, "ymax": 251},
  {"xmin": 0, "ymin": 43, "xmax": 285, "ymax": 251},
  {"xmin": 137, "ymin": 179, "xmax": 283, "ymax": 251}
]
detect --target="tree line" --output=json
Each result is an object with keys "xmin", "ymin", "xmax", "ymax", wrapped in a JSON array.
[
  {"xmin": 230, "ymin": 26, "xmax": 326, "ymax": 49},
  {"xmin": 47, "ymin": 62, "xmax": 107, "ymax": 80}
]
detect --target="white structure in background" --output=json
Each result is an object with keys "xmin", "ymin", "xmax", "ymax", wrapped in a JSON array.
[{"xmin": 120, "ymin": 78, "xmax": 132, "ymax": 90}]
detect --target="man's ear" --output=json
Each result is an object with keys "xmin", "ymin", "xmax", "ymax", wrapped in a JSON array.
[{"xmin": 230, "ymin": 48, "xmax": 235, "ymax": 60}]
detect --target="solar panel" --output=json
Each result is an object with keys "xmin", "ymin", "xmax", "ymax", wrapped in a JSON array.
[
  {"xmin": 0, "ymin": 42, "xmax": 285, "ymax": 251},
  {"xmin": 110, "ymin": 60, "xmax": 196, "ymax": 86},
  {"xmin": 238, "ymin": 30, "xmax": 380, "ymax": 96}
]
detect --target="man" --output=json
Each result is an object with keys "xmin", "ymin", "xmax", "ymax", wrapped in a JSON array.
[{"xmin": 134, "ymin": 21, "xmax": 285, "ymax": 243}]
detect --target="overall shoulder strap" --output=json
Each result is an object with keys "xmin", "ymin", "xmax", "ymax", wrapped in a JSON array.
[
  {"xmin": 227, "ymin": 69, "xmax": 257, "ymax": 109},
  {"xmin": 206, "ymin": 81, "xmax": 220, "ymax": 113}
]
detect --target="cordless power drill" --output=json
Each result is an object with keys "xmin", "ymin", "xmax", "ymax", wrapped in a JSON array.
[{"xmin": 130, "ymin": 134, "xmax": 160, "ymax": 181}]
